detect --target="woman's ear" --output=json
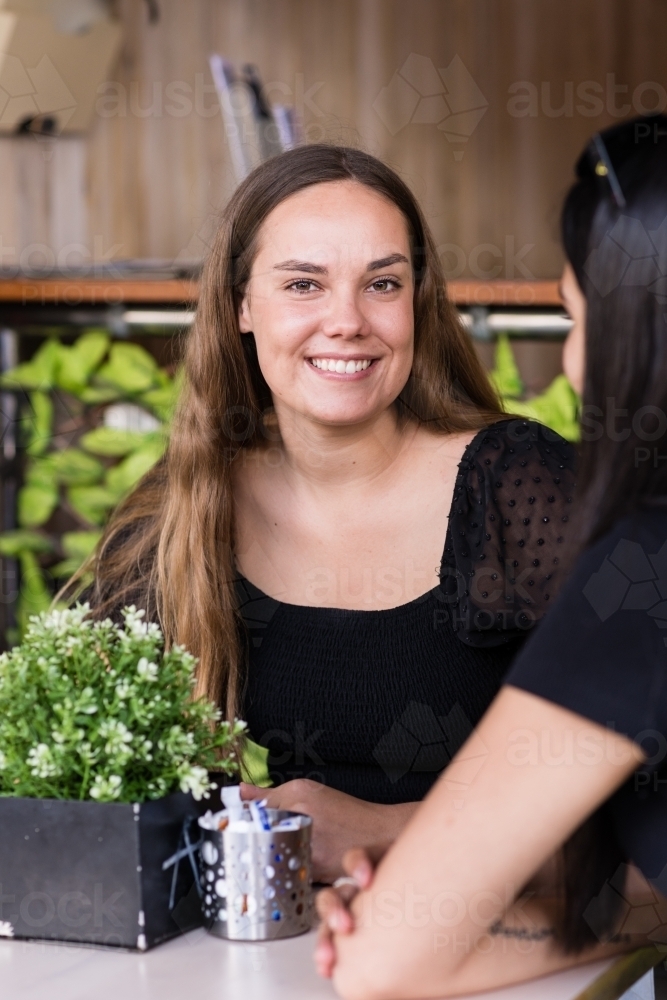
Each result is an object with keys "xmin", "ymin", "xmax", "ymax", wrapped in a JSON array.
[{"xmin": 238, "ymin": 291, "xmax": 252, "ymax": 334}]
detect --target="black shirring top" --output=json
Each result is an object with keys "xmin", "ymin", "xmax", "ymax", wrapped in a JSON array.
[{"xmin": 237, "ymin": 418, "xmax": 577, "ymax": 804}]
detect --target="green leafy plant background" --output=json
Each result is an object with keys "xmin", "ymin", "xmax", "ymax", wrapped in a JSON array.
[
  {"xmin": 0, "ymin": 331, "xmax": 179, "ymax": 643},
  {"xmin": 490, "ymin": 333, "xmax": 580, "ymax": 443}
]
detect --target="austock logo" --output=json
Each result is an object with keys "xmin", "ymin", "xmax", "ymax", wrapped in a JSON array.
[
  {"xmin": 585, "ymin": 862, "xmax": 667, "ymax": 950},
  {"xmin": 373, "ymin": 701, "xmax": 487, "ymax": 787},
  {"xmin": 583, "ymin": 537, "xmax": 667, "ymax": 642},
  {"xmin": 373, "ymin": 54, "xmax": 488, "ymax": 159},
  {"xmin": 584, "ymin": 214, "xmax": 667, "ymax": 301},
  {"xmin": 0, "ymin": 54, "xmax": 76, "ymax": 133}
]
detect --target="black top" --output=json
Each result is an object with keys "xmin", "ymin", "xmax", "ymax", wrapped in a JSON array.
[
  {"xmin": 237, "ymin": 418, "xmax": 577, "ymax": 804},
  {"xmin": 507, "ymin": 505, "xmax": 667, "ymax": 897}
]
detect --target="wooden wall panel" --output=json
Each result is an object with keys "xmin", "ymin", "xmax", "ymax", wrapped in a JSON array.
[{"xmin": 0, "ymin": 0, "xmax": 666, "ymax": 278}]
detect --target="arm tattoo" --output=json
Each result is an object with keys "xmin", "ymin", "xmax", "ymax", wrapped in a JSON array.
[{"xmin": 489, "ymin": 919, "xmax": 555, "ymax": 942}]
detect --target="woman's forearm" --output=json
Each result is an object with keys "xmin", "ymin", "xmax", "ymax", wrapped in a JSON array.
[
  {"xmin": 333, "ymin": 893, "xmax": 636, "ymax": 1000},
  {"xmin": 370, "ymin": 800, "xmax": 420, "ymax": 843},
  {"xmin": 323, "ymin": 799, "xmax": 420, "ymax": 881},
  {"xmin": 450, "ymin": 862, "xmax": 659, "ymax": 995},
  {"xmin": 332, "ymin": 687, "xmax": 644, "ymax": 1000},
  {"xmin": 436, "ymin": 896, "xmax": 636, "ymax": 998}
]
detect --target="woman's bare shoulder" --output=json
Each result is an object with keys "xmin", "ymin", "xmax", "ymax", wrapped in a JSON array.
[{"xmin": 412, "ymin": 423, "xmax": 481, "ymax": 465}]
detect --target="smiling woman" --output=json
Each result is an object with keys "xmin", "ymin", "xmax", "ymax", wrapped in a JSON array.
[
  {"xmin": 72, "ymin": 145, "xmax": 577, "ymax": 882},
  {"xmin": 235, "ymin": 180, "xmax": 420, "ymax": 440}
]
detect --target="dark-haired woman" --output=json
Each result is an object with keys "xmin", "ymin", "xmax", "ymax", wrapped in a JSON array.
[
  {"xmin": 83, "ymin": 145, "xmax": 575, "ymax": 883},
  {"xmin": 317, "ymin": 116, "xmax": 667, "ymax": 998}
]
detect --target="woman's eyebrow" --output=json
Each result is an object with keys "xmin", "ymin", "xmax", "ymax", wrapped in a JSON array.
[
  {"xmin": 273, "ymin": 260, "xmax": 327, "ymax": 274},
  {"xmin": 272, "ymin": 252, "xmax": 410, "ymax": 275},
  {"xmin": 367, "ymin": 252, "xmax": 410, "ymax": 270}
]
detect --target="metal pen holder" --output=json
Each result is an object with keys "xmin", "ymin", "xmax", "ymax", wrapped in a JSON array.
[{"xmin": 199, "ymin": 807, "xmax": 313, "ymax": 941}]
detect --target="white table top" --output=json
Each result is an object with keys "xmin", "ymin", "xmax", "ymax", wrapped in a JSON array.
[{"xmin": 0, "ymin": 927, "xmax": 631, "ymax": 1000}]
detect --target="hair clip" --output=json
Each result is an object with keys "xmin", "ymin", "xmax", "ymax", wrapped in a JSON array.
[{"xmin": 591, "ymin": 133, "xmax": 626, "ymax": 208}]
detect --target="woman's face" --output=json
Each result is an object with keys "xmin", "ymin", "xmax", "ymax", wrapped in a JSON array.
[
  {"xmin": 238, "ymin": 180, "xmax": 415, "ymax": 428},
  {"xmin": 560, "ymin": 262, "xmax": 587, "ymax": 396}
]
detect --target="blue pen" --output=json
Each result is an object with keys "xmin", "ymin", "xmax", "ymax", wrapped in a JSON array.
[{"xmin": 249, "ymin": 799, "xmax": 271, "ymax": 831}]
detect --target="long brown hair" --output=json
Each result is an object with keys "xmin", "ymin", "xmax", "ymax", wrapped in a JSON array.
[{"xmin": 80, "ymin": 144, "xmax": 501, "ymax": 718}]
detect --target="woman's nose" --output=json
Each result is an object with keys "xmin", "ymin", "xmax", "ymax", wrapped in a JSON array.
[{"xmin": 320, "ymin": 288, "xmax": 369, "ymax": 339}]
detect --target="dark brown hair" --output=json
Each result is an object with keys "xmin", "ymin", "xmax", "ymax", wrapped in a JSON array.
[
  {"xmin": 559, "ymin": 115, "xmax": 667, "ymax": 952},
  {"xmin": 74, "ymin": 144, "xmax": 502, "ymax": 718},
  {"xmin": 563, "ymin": 114, "xmax": 667, "ymax": 550}
]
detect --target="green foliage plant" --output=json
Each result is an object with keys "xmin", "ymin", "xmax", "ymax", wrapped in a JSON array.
[
  {"xmin": 489, "ymin": 333, "xmax": 523, "ymax": 399},
  {"xmin": 0, "ymin": 604, "xmax": 245, "ymax": 803},
  {"xmin": 0, "ymin": 331, "xmax": 180, "ymax": 638},
  {"xmin": 490, "ymin": 333, "xmax": 580, "ymax": 442}
]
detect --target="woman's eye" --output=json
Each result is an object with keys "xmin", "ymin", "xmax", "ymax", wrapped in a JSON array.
[
  {"xmin": 369, "ymin": 278, "xmax": 400, "ymax": 293},
  {"xmin": 288, "ymin": 279, "xmax": 318, "ymax": 293}
]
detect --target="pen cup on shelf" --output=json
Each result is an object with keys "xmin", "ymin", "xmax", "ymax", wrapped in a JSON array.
[{"xmin": 198, "ymin": 797, "xmax": 313, "ymax": 941}]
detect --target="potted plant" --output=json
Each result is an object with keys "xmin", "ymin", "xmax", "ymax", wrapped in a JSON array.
[{"xmin": 0, "ymin": 603, "xmax": 244, "ymax": 950}]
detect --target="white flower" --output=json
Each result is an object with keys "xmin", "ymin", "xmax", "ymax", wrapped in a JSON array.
[
  {"xmin": 27, "ymin": 743, "xmax": 60, "ymax": 778},
  {"xmin": 159, "ymin": 725, "xmax": 195, "ymax": 758},
  {"xmin": 64, "ymin": 634, "xmax": 84, "ymax": 655},
  {"xmin": 147, "ymin": 777, "xmax": 168, "ymax": 797},
  {"xmin": 136, "ymin": 657, "xmax": 158, "ymax": 681},
  {"xmin": 98, "ymin": 720, "xmax": 133, "ymax": 761},
  {"xmin": 31, "ymin": 604, "xmax": 91, "ymax": 638},
  {"xmin": 78, "ymin": 686, "xmax": 98, "ymax": 714},
  {"xmin": 115, "ymin": 681, "xmax": 132, "ymax": 700},
  {"xmin": 78, "ymin": 741, "xmax": 98, "ymax": 765},
  {"xmin": 89, "ymin": 774, "xmax": 122, "ymax": 801},
  {"xmin": 136, "ymin": 738, "xmax": 153, "ymax": 761},
  {"xmin": 119, "ymin": 607, "xmax": 163, "ymax": 645},
  {"xmin": 177, "ymin": 764, "xmax": 211, "ymax": 801},
  {"xmin": 121, "ymin": 606, "xmax": 148, "ymax": 639}
]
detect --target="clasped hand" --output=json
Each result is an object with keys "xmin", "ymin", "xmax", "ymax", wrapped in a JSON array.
[{"xmin": 315, "ymin": 845, "xmax": 384, "ymax": 980}]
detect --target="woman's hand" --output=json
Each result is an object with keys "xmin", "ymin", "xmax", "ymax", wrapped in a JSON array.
[
  {"xmin": 315, "ymin": 846, "xmax": 382, "ymax": 979},
  {"xmin": 240, "ymin": 779, "xmax": 417, "ymax": 883}
]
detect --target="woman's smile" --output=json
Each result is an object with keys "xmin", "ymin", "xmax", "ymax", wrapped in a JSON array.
[{"xmin": 306, "ymin": 356, "xmax": 377, "ymax": 377}]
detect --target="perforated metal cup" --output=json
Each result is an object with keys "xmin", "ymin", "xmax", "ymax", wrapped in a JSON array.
[{"xmin": 199, "ymin": 807, "xmax": 313, "ymax": 941}]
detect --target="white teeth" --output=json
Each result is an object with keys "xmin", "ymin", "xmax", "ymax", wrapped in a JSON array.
[{"xmin": 310, "ymin": 358, "xmax": 372, "ymax": 372}]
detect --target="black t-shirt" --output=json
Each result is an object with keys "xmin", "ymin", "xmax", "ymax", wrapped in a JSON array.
[
  {"xmin": 238, "ymin": 418, "xmax": 577, "ymax": 804},
  {"xmin": 507, "ymin": 505, "xmax": 667, "ymax": 895}
]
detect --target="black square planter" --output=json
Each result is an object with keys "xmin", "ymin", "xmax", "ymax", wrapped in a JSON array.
[{"xmin": 0, "ymin": 790, "xmax": 209, "ymax": 949}]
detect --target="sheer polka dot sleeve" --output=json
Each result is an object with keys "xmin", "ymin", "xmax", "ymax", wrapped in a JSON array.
[{"xmin": 440, "ymin": 419, "xmax": 578, "ymax": 647}]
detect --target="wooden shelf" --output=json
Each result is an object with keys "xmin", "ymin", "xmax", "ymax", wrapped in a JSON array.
[
  {"xmin": 0, "ymin": 279, "xmax": 198, "ymax": 306},
  {"xmin": 0, "ymin": 278, "xmax": 561, "ymax": 308},
  {"xmin": 448, "ymin": 280, "xmax": 561, "ymax": 307}
]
